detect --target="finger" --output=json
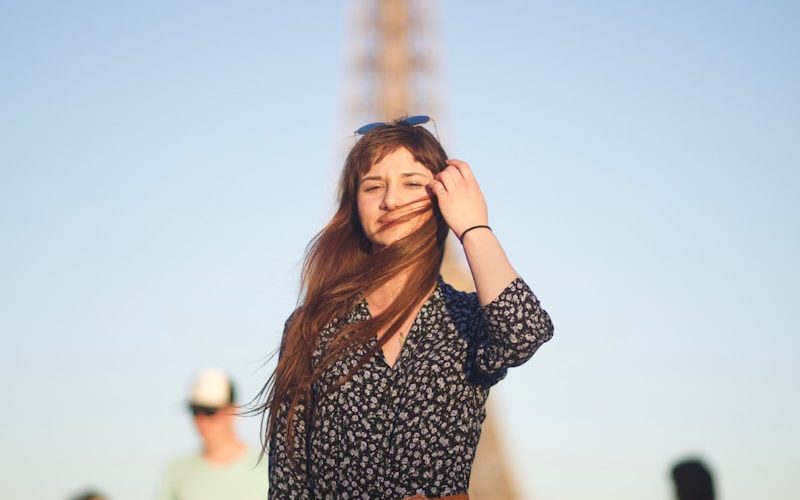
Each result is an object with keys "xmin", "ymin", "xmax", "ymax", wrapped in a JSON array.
[
  {"xmin": 437, "ymin": 169, "xmax": 459, "ymax": 190},
  {"xmin": 428, "ymin": 179, "xmax": 448, "ymax": 198},
  {"xmin": 446, "ymin": 159, "xmax": 474, "ymax": 182},
  {"xmin": 445, "ymin": 165, "xmax": 464, "ymax": 183}
]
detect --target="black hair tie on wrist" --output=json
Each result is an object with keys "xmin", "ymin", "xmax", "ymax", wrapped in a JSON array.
[{"xmin": 458, "ymin": 225, "xmax": 492, "ymax": 244}]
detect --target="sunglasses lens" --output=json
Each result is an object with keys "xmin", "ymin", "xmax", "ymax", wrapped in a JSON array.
[
  {"xmin": 399, "ymin": 115, "xmax": 430, "ymax": 127},
  {"xmin": 354, "ymin": 122, "xmax": 384, "ymax": 135},
  {"xmin": 190, "ymin": 405, "xmax": 218, "ymax": 417},
  {"xmin": 354, "ymin": 115, "xmax": 433, "ymax": 137}
]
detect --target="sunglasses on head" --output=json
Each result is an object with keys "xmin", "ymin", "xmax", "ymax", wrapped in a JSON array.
[
  {"xmin": 189, "ymin": 404, "xmax": 220, "ymax": 417},
  {"xmin": 353, "ymin": 115, "xmax": 439, "ymax": 140}
]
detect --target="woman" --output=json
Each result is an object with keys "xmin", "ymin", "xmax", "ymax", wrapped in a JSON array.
[{"xmin": 257, "ymin": 118, "xmax": 553, "ymax": 499}]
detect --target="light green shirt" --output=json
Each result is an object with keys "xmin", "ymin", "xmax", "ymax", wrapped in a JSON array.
[{"xmin": 158, "ymin": 448, "xmax": 268, "ymax": 500}]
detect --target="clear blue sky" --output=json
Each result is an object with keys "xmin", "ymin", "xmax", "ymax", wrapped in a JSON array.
[{"xmin": 1, "ymin": 1, "xmax": 798, "ymax": 499}]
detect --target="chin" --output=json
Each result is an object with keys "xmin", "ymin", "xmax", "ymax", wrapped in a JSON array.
[{"xmin": 368, "ymin": 237, "xmax": 393, "ymax": 249}]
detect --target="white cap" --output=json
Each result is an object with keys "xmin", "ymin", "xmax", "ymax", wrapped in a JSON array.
[{"xmin": 188, "ymin": 368, "xmax": 234, "ymax": 408}]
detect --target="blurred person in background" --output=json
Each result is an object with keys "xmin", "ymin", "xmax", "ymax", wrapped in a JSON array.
[
  {"xmin": 254, "ymin": 117, "xmax": 554, "ymax": 499},
  {"xmin": 69, "ymin": 489, "xmax": 108, "ymax": 500},
  {"xmin": 158, "ymin": 368, "xmax": 267, "ymax": 500},
  {"xmin": 671, "ymin": 458, "xmax": 716, "ymax": 500}
]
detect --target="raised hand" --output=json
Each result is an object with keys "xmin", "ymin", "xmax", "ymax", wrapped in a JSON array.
[{"xmin": 427, "ymin": 159, "xmax": 488, "ymax": 239}]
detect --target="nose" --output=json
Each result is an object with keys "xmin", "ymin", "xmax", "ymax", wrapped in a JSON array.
[{"xmin": 380, "ymin": 184, "xmax": 401, "ymax": 211}]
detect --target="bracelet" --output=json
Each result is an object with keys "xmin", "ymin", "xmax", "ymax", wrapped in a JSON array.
[{"xmin": 458, "ymin": 224, "xmax": 492, "ymax": 244}]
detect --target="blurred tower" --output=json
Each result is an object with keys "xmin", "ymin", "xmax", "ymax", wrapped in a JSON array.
[
  {"xmin": 346, "ymin": 1, "xmax": 522, "ymax": 498},
  {"xmin": 347, "ymin": 0, "xmax": 442, "ymax": 124}
]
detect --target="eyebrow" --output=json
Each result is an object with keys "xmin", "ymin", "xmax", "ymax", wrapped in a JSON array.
[{"xmin": 361, "ymin": 172, "xmax": 428, "ymax": 182}]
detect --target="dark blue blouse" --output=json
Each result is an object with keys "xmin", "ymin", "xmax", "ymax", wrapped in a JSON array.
[{"xmin": 268, "ymin": 276, "xmax": 553, "ymax": 499}]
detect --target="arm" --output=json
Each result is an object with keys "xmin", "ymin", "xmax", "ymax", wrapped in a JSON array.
[
  {"xmin": 461, "ymin": 227, "xmax": 518, "ymax": 306},
  {"xmin": 430, "ymin": 160, "xmax": 553, "ymax": 382},
  {"xmin": 468, "ymin": 277, "xmax": 553, "ymax": 384},
  {"xmin": 268, "ymin": 406, "xmax": 311, "ymax": 500},
  {"xmin": 428, "ymin": 158, "xmax": 521, "ymax": 304},
  {"xmin": 267, "ymin": 313, "xmax": 312, "ymax": 499}
]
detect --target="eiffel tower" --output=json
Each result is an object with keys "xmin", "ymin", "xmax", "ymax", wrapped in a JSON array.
[{"xmin": 346, "ymin": 1, "xmax": 522, "ymax": 498}]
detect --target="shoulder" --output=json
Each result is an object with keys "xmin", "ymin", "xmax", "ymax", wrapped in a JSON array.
[
  {"xmin": 242, "ymin": 447, "xmax": 267, "ymax": 469},
  {"xmin": 437, "ymin": 277, "xmax": 481, "ymax": 318},
  {"xmin": 439, "ymin": 278, "xmax": 477, "ymax": 303},
  {"xmin": 162, "ymin": 452, "xmax": 203, "ymax": 478},
  {"xmin": 281, "ymin": 301, "xmax": 358, "ymax": 332},
  {"xmin": 438, "ymin": 276, "xmax": 540, "ymax": 319}
]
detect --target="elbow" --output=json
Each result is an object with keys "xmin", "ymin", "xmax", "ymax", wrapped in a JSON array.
[{"xmin": 540, "ymin": 311, "xmax": 554, "ymax": 343}]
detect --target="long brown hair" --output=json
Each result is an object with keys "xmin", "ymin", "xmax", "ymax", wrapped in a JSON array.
[{"xmin": 252, "ymin": 121, "xmax": 450, "ymax": 463}]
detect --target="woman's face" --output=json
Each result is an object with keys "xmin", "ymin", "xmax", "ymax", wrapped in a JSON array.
[{"xmin": 357, "ymin": 147, "xmax": 435, "ymax": 248}]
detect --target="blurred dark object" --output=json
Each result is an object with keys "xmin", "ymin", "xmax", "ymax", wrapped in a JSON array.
[
  {"xmin": 671, "ymin": 458, "xmax": 715, "ymax": 500},
  {"xmin": 69, "ymin": 490, "xmax": 107, "ymax": 500}
]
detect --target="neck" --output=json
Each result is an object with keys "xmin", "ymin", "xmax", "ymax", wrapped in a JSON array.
[
  {"xmin": 368, "ymin": 272, "xmax": 408, "ymax": 310},
  {"xmin": 202, "ymin": 432, "xmax": 246, "ymax": 464},
  {"xmin": 367, "ymin": 270, "xmax": 437, "ymax": 316}
]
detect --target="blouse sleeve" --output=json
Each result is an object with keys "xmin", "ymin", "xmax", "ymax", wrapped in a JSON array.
[
  {"xmin": 267, "ymin": 402, "xmax": 311, "ymax": 499},
  {"xmin": 269, "ymin": 407, "xmax": 311, "ymax": 499},
  {"xmin": 466, "ymin": 276, "xmax": 554, "ymax": 386}
]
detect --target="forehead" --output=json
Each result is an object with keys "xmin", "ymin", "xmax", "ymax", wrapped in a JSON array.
[{"xmin": 362, "ymin": 147, "xmax": 432, "ymax": 178}]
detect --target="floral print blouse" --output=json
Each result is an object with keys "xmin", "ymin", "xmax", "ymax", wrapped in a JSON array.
[{"xmin": 268, "ymin": 276, "xmax": 553, "ymax": 499}]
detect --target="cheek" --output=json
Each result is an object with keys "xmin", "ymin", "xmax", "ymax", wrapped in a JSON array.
[
  {"xmin": 207, "ymin": 417, "xmax": 226, "ymax": 430},
  {"xmin": 356, "ymin": 195, "xmax": 374, "ymax": 217}
]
